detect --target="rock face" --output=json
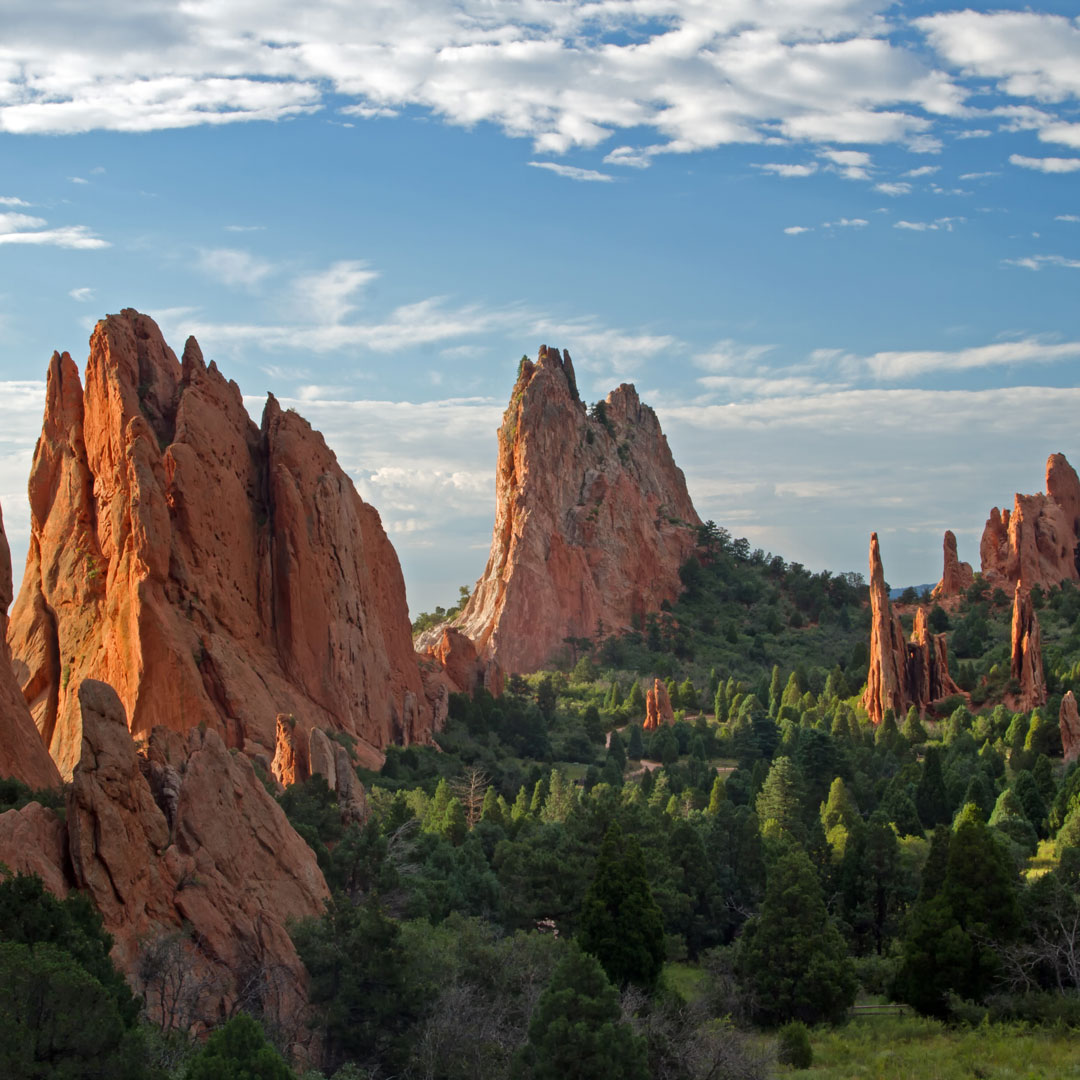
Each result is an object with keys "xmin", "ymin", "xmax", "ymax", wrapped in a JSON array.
[
  {"xmin": 62, "ymin": 679, "xmax": 327, "ymax": 1030},
  {"xmin": 451, "ymin": 346, "xmax": 701, "ymax": 674},
  {"xmin": 425, "ymin": 627, "xmax": 504, "ymax": 697},
  {"xmin": 8, "ymin": 310, "xmax": 434, "ymax": 778},
  {"xmin": 862, "ymin": 533, "xmax": 960, "ymax": 724},
  {"xmin": 979, "ymin": 454, "xmax": 1080, "ymax": 594},
  {"xmin": 1009, "ymin": 584, "xmax": 1046, "ymax": 712},
  {"xmin": 0, "ymin": 499, "xmax": 62, "ymax": 790},
  {"xmin": 1061, "ymin": 691, "xmax": 1080, "ymax": 765},
  {"xmin": 643, "ymin": 678, "xmax": 674, "ymax": 731},
  {"xmin": 931, "ymin": 529, "xmax": 974, "ymax": 601}
]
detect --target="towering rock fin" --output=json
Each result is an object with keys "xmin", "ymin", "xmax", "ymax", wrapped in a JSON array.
[
  {"xmin": 862, "ymin": 532, "xmax": 960, "ymax": 724},
  {"xmin": 931, "ymin": 529, "xmax": 973, "ymax": 601},
  {"xmin": 1009, "ymin": 583, "xmax": 1046, "ymax": 712},
  {"xmin": 8, "ymin": 309, "xmax": 435, "ymax": 778},
  {"xmin": 445, "ymin": 345, "xmax": 701, "ymax": 673}
]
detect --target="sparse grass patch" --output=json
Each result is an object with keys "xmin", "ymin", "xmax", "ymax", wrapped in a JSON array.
[
  {"xmin": 662, "ymin": 961, "xmax": 706, "ymax": 1004},
  {"xmin": 798, "ymin": 1015, "xmax": 1080, "ymax": 1079}
]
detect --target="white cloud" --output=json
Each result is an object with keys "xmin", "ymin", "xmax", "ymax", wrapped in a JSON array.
[
  {"xmin": 527, "ymin": 162, "xmax": 614, "ymax": 182},
  {"xmin": 1055, "ymin": 214, "xmax": 1080, "ymax": 222},
  {"xmin": 196, "ymin": 247, "xmax": 276, "ymax": 290},
  {"xmin": 292, "ymin": 261, "xmax": 379, "ymax": 324},
  {"xmin": 693, "ymin": 340, "xmax": 775, "ymax": 373},
  {"xmin": 0, "ymin": 210, "xmax": 108, "ymax": 248},
  {"xmin": 958, "ymin": 171, "xmax": 997, "ymax": 180},
  {"xmin": 0, "ymin": 196, "xmax": 30, "ymax": 206},
  {"xmin": 823, "ymin": 217, "xmax": 868, "ymax": 228},
  {"xmin": 1010, "ymin": 154, "xmax": 1080, "ymax": 174},
  {"xmin": 753, "ymin": 162, "xmax": 817, "ymax": 178},
  {"xmin": 875, "ymin": 181, "xmax": 911, "ymax": 196},
  {"xmin": 819, "ymin": 147, "xmax": 873, "ymax": 180},
  {"xmin": 68, "ymin": 286, "xmax": 94, "ymax": 301},
  {"xmin": 1004, "ymin": 254, "xmax": 1080, "ymax": 271},
  {"xmin": 68, "ymin": 176, "xmax": 88, "ymax": 184},
  {"xmin": 784, "ymin": 225, "xmax": 812, "ymax": 234},
  {"xmin": 895, "ymin": 220, "xmax": 931, "ymax": 231},
  {"xmin": 863, "ymin": 338, "xmax": 1080, "ymax": 379},
  {"xmin": 903, "ymin": 165, "xmax": 939, "ymax": 178},
  {"xmin": 224, "ymin": 224, "xmax": 266, "ymax": 233}
]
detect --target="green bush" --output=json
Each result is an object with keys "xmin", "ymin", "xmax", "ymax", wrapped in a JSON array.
[{"xmin": 777, "ymin": 1021, "xmax": 813, "ymax": 1068}]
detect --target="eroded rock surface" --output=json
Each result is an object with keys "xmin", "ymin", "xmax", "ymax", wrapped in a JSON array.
[
  {"xmin": 1009, "ymin": 584, "xmax": 1046, "ymax": 712},
  {"xmin": 931, "ymin": 529, "xmax": 974, "ymax": 601},
  {"xmin": 980, "ymin": 454, "xmax": 1080, "ymax": 594},
  {"xmin": 0, "ymin": 499, "xmax": 61, "ymax": 790},
  {"xmin": 644, "ymin": 678, "xmax": 674, "ymax": 731},
  {"xmin": 8, "ymin": 311, "xmax": 434, "ymax": 777},
  {"xmin": 450, "ymin": 346, "xmax": 700, "ymax": 673},
  {"xmin": 1061, "ymin": 691, "xmax": 1080, "ymax": 765},
  {"xmin": 862, "ymin": 533, "xmax": 960, "ymax": 724}
]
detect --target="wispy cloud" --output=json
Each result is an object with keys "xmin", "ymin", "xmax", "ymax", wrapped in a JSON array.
[
  {"xmin": 875, "ymin": 181, "xmax": 911, "ymax": 196},
  {"xmin": 196, "ymin": 247, "xmax": 276, "ymax": 290},
  {"xmin": 784, "ymin": 225, "xmax": 812, "ymax": 235},
  {"xmin": 1004, "ymin": 254, "xmax": 1080, "ymax": 271},
  {"xmin": 527, "ymin": 162, "xmax": 614, "ymax": 183},
  {"xmin": 864, "ymin": 338, "xmax": 1080, "ymax": 379},
  {"xmin": 823, "ymin": 217, "xmax": 868, "ymax": 228},
  {"xmin": 68, "ymin": 287, "xmax": 94, "ymax": 301},
  {"xmin": 753, "ymin": 162, "xmax": 818, "ymax": 178},
  {"xmin": 1010, "ymin": 154, "xmax": 1080, "ymax": 174},
  {"xmin": 0, "ymin": 211, "xmax": 108, "ymax": 249}
]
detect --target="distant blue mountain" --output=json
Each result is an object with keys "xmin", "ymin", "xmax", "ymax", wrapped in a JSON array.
[{"xmin": 889, "ymin": 584, "xmax": 936, "ymax": 600}]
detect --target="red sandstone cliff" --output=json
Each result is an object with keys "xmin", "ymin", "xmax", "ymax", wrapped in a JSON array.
[
  {"xmin": 0, "ymin": 678, "xmax": 329, "ymax": 1040},
  {"xmin": 447, "ymin": 346, "xmax": 701, "ymax": 674},
  {"xmin": 931, "ymin": 529, "xmax": 974, "ymax": 601},
  {"xmin": 862, "ymin": 532, "xmax": 960, "ymax": 724},
  {"xmin": 1061, "ymin": 691, "xmax": 1080, "ymax": 766},
  {"xmin": 0, "ymin": 499, "xmax": 62, "ymax": 790},
  {"xmin": 979, "ymin": 453, "xmax": 1080, "ymax": 593},
  {"xmin": 643, "ymin": 678, "xmax": 674, "ymax": 731},
  {"xmin": 7, "ymin": 311, "xmax": 436, "ymax": 777}
]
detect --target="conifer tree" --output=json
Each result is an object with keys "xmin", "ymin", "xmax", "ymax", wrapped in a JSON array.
[
  {"xmin": 511, "ymin": 942, "xmax": 648, "ymax": 1080},
  {"xmin": 626, "ymin": 723, "xmax": 644, "ymax": 761},
  {"xmin": 626, "ymin": 680, "xmax": 645, "ymax": 717},
  {"xmin": 707, "ymin": 774, "xmax": 726, "ymax": 814},
  {"xmin": 768, "ymin": 665, "xmax": 783, "ymax": 717},
  {"xmin": 579, "ymin": 823, "xmax": 665, "ymax": 989},
  {"xmin": 916, "ymin": 745, "xmax": 950, "ymax": 829}
]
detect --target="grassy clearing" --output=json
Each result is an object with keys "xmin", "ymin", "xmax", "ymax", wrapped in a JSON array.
[
  {"xmin": 790, "ymin": 1014, "xmax": 1080, "ymax": 1079},
  {"xmin": 661, "ymin": 961, "xmax": 707, "ymax": 1003}
]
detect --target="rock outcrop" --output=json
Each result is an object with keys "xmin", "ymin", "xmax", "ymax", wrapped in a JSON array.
[
  {"xmin": 643, "ymin": 678, "xmax": 674, "ymax": 731},
  {"xmin": 8, "ymin": 310, "xmax": 435, "ymax": 778},
  {"xmin": 1009, "ymin": 583, "xmax": 1046, "ymax": 712},
  {"xmin": 0, "ymin": 499, "xmax": 62, "ymax": 790},
  {"xmin": 425, "ymin": 627, "xmax": 504, "ymax": 697},
  {"xmin": 449, "ymin": 346, "xmax": 701, "ymax": 673},
  {"xmin": 979, "ymin": 454, "xmax": 1080, "ymax": 594},
  {"xmin": 0, "ymin": 678, "xmax": 331, "ymax": 1036},
  {"xmin": 1061, "ymin": 691, "xmax": 1080, "ymax": 765},
  {"xmin": 862, "ymin": 533, "xmax": 961, "ymax": 724},
  {"xmin": 931, "ymin": 529, "xmax": 974, "ymax": 601}
]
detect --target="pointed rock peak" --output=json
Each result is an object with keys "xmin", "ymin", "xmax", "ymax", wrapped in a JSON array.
[
  {"xmin": 1061, "ymin": 691, "xmax": 1080, "ymax": 765},
  {"xmin": 868, "ymin": 532, "xmax": 885, "ymax": 590},
  {"xmin": 261, "ymin": 390, "xmax": 281, "ymax": 432},
  {"xmin": 1010, "ymin": 581, "xmax": 1046, "ymax": 712},
  {"xmin": 180, "ymin": 334, "xmax": 205, "ymax": 378},
  {"xmin": 1047, "ymin": 452, "xmax": 1080, "ymax": 532},
  {"xmin": 452, "ymin": 345, "xmax": 700, "ymax": 673},
  {"xmin": 932, "ymin": 528, "xmax": 974, "ymax": 601},
  {"xmin": 43, "ymin": 350, "xmax": 85, "ymax": 432}
]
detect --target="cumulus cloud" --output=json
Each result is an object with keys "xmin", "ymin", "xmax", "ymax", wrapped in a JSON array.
[
  {"xmin": 823, "ymin": 217, "xmax": 868, "ymax": 228},
  {"xmin": 784, "ymin": 225, "xmax": 812, "ymax": 234},
  {"xmin": 875, "ymin": 181, "xmax": 911, "ymax": 196},
  {"xmin": 903, "ymin": 165, "xmax": 939, "ymax": 177},
  {"xmin": 1004, "ymin": 254, "xmax": 1080, "ymax": 271}
]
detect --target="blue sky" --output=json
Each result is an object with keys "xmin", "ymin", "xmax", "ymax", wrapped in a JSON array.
[{"xmin": 2, "ymin": 1, "xmax": 1079, "ymax": 614}]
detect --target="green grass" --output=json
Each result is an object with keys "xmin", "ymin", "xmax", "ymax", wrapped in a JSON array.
[
  {"xmin": 661, "ymin": 961, "xmax": 706, "ymax": 1004},
  {"xmin": 793, "ymin": 1015, "xmax": 1080, "ymax": 1079}
]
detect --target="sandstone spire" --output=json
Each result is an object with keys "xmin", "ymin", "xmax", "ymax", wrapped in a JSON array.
[
  {"xmin": 931, "ymin": 529, "xmax": 973, "ymax": 601},
  {"xmin": 1061, "ymin": 691, "xmax": 1080, "ymax": 766},
  {"xmin": 8, "ymin": 310, "xmax": 436, "ymax": 777},
  {"xmin": 1009, "ymin": 582, "xmax": 1046, "ymax": 712},
  {"xmin": 446, "ymin": 345, "xmax": 701, "ymax": 673},
  {"xmin": 862, "ymin": 532, "xmax": 960, "ymax": 724}
]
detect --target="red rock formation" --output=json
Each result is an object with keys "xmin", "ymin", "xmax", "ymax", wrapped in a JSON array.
[
  {"xmin": 0, "ymin": 801, "xmax": 68, "ymax": 896},
  {"xmin": 8, "ymin": 310, "xmax": 435, "ymax": 778},
  {"xmin": 980, "ymin": 454, "xmax": 1080, "ymax": 593},
  {"xmin": 0, "ymin": 500, "xmax": 62, "ymax": 790},
  {"xmin": 931, "ymin": 529, "xmax": 974, "ymax": 600},
  {"xmin": 425, "ymin": 627, "xmax": 504, "ymax": 697},
  {"xmin": 644, "ymin": 678, "xmax": 674, "ymax": 731},
  {"xmin": 862, "ymin": 533, "xmax": 960, "ymax": 724},
  {"xmin": 272, "ymin": 714, "xmax": 308, "ymax": 788},
  {"xmin": 1009, "ymin": 583, "xmax": 1046, "ymax": 712},
  {"xmin": 1061, "ymin": 691, "xmax": 1080, "ymax": 765},
  {"xmin": 449, "ymin": 346, "xmax": 701, "ymax": 674},
  {"xmin": 56, "ymin": 679, "xmax": 328, "ymax": 1030}
]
